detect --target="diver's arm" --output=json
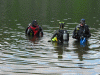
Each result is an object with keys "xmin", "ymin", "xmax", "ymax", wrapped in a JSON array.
[
  {"xmin": 51, "ymin": 30, "xmax": 59, "ymax": 39},
  {"xmin": 39, "ymin": 26, "xmax": 43, "ymax": 31},
  {"xmin": 72, "ymin": 28, "xmax": 77, "ymax": 38},
  {"xmin": 85, "ymin": 30, "xmax": 91, "ymax": 38},
  {"xmin": 84, "ymin": 25, "xmax": 91, "ymax": 38},
  {"xmin": 51, "ymin": 33, "xmax": 58, "ymax": 39},
  {"xmin": 73, "ymin": 25, "xmax": 80, "ymax": 34},
  {"xmin": 73, "ymin": 28, "xmax": 76, "ymax": 34},
  {"xmin": 25, "ymin": 24, "xmax": 31, "ymax": 35},
  {"xmin": 25, "ymin": 27, "xmax": 28, "ymax": 35}
]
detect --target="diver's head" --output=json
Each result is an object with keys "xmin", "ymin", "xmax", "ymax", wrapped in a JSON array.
[
  {"xmin": 80, "ymin": 19, "xmax": 85, "ymax": 26},
  {"xmin": 59, "ymin": 22, "xmax": 65, "ymax": 29},
  {"xmin": 32, "ymin": 20, "xmax": 38, "ymax": 27}
]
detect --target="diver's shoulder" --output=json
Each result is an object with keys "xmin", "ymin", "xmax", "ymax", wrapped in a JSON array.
[
  {"xmin": 85, "ymin": 24, "xmax": 89, "ymax": 27},
  {"xmin": 76, "ymin": 24, "xmax": 80, "ymax": 28}
]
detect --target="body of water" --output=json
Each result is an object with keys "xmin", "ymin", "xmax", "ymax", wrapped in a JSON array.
[{"xmin": 0, "ymin": 0, "xmax": 100, "ymax": 75}]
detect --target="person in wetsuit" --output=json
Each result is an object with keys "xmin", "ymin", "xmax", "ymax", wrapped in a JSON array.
[
  {"xmin": 72, "ymin": 19, "xmax": 91, "ymax": 40},
  {"xmin": 25, "ymin": 20, "xmax": 43, "ymax": 37},
  {"xmin": 51, "ymin": 22, "xmax": 69, "ymax": 43}
]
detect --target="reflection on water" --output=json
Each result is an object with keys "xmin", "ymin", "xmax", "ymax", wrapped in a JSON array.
[
  {"xmin": 26, "ymin": 35, "xmax": 42, "ymax": 44},
  {"xmin": 72, "ymin": 40, "xmax": 89, "ymax": 61},
  {"xmin": 1, "ymin": 24, "xmax": 100, "ymax": 74},
  {"xmin": 51, "ymin": 41, "xmax": 69, "ymax": 59}
]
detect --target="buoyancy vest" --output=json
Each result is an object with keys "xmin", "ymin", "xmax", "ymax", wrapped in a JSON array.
[
  {"xmin": 57, "ymin": 29, "xmax": 67, "ymax": 42},
  {"xmin": 75, "ymin": 24, "xmax": 90, "ymax": 37},
  {"xmin": 28, "ymin": 25, "xmax": 39, "ymax": 36}
]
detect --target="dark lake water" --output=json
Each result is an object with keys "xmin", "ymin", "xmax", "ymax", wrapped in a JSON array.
[{"xmin": 0, "ymin": 0, "xmax": 100, "ymax": 75}]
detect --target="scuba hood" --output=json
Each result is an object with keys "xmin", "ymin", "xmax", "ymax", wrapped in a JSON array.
[
  {"xmin": 32, "ymin": 20, "xmax": 38, "ymax": 27},
  {"xmin": 59, "ymin": 22, "xmax": 65, "ymax": 29},
  {"xmin": 80, "ymin": 19, "xmax": 85, "ymax": 26}
]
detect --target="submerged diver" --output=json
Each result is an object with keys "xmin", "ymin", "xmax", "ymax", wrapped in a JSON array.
[
  {"xmin": 51, "ymin": 22, "xmax": 69, "ymax": 43},
  {"xmin": 25, "ymin": 20, "xmax": 43, "ymax": 37},
  {"xmin": 72, "ymin": 19, "xmax": 91, "ymax": 41}
]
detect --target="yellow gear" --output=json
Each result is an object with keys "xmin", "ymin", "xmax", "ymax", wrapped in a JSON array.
[
  {"xmin": 75, "ymin": 27, "xmax": 79, "ymax": 33},
  {"xmin": 77, "ymin": 27, "xmax": 79, "ymax": 30},
  {"xmin": 52, "ymin": 36, "xmax": 58, "ymax": 42}
]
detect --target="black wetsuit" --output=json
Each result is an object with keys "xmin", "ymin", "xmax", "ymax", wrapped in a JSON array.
[
  {"xmin": 72, "ymin": 24, "xmax": 91, "ymax": 40},
  {"xmin": 25, "ymin": 24, "xmax": 43, "ymax": 36},
  {"xmin": 51, "ymin": 29, "xmax": 69, "ymax": 43}
]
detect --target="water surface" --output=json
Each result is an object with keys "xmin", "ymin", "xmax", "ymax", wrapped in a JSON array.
[{"xmin": 0, "ymin": 0, "xmax": 100, "ymax": 75}]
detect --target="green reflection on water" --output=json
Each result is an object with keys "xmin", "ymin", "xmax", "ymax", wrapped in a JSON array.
[{"xmin": 0, "ymin": 0, "xmax": 100, "ymax": 28}]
